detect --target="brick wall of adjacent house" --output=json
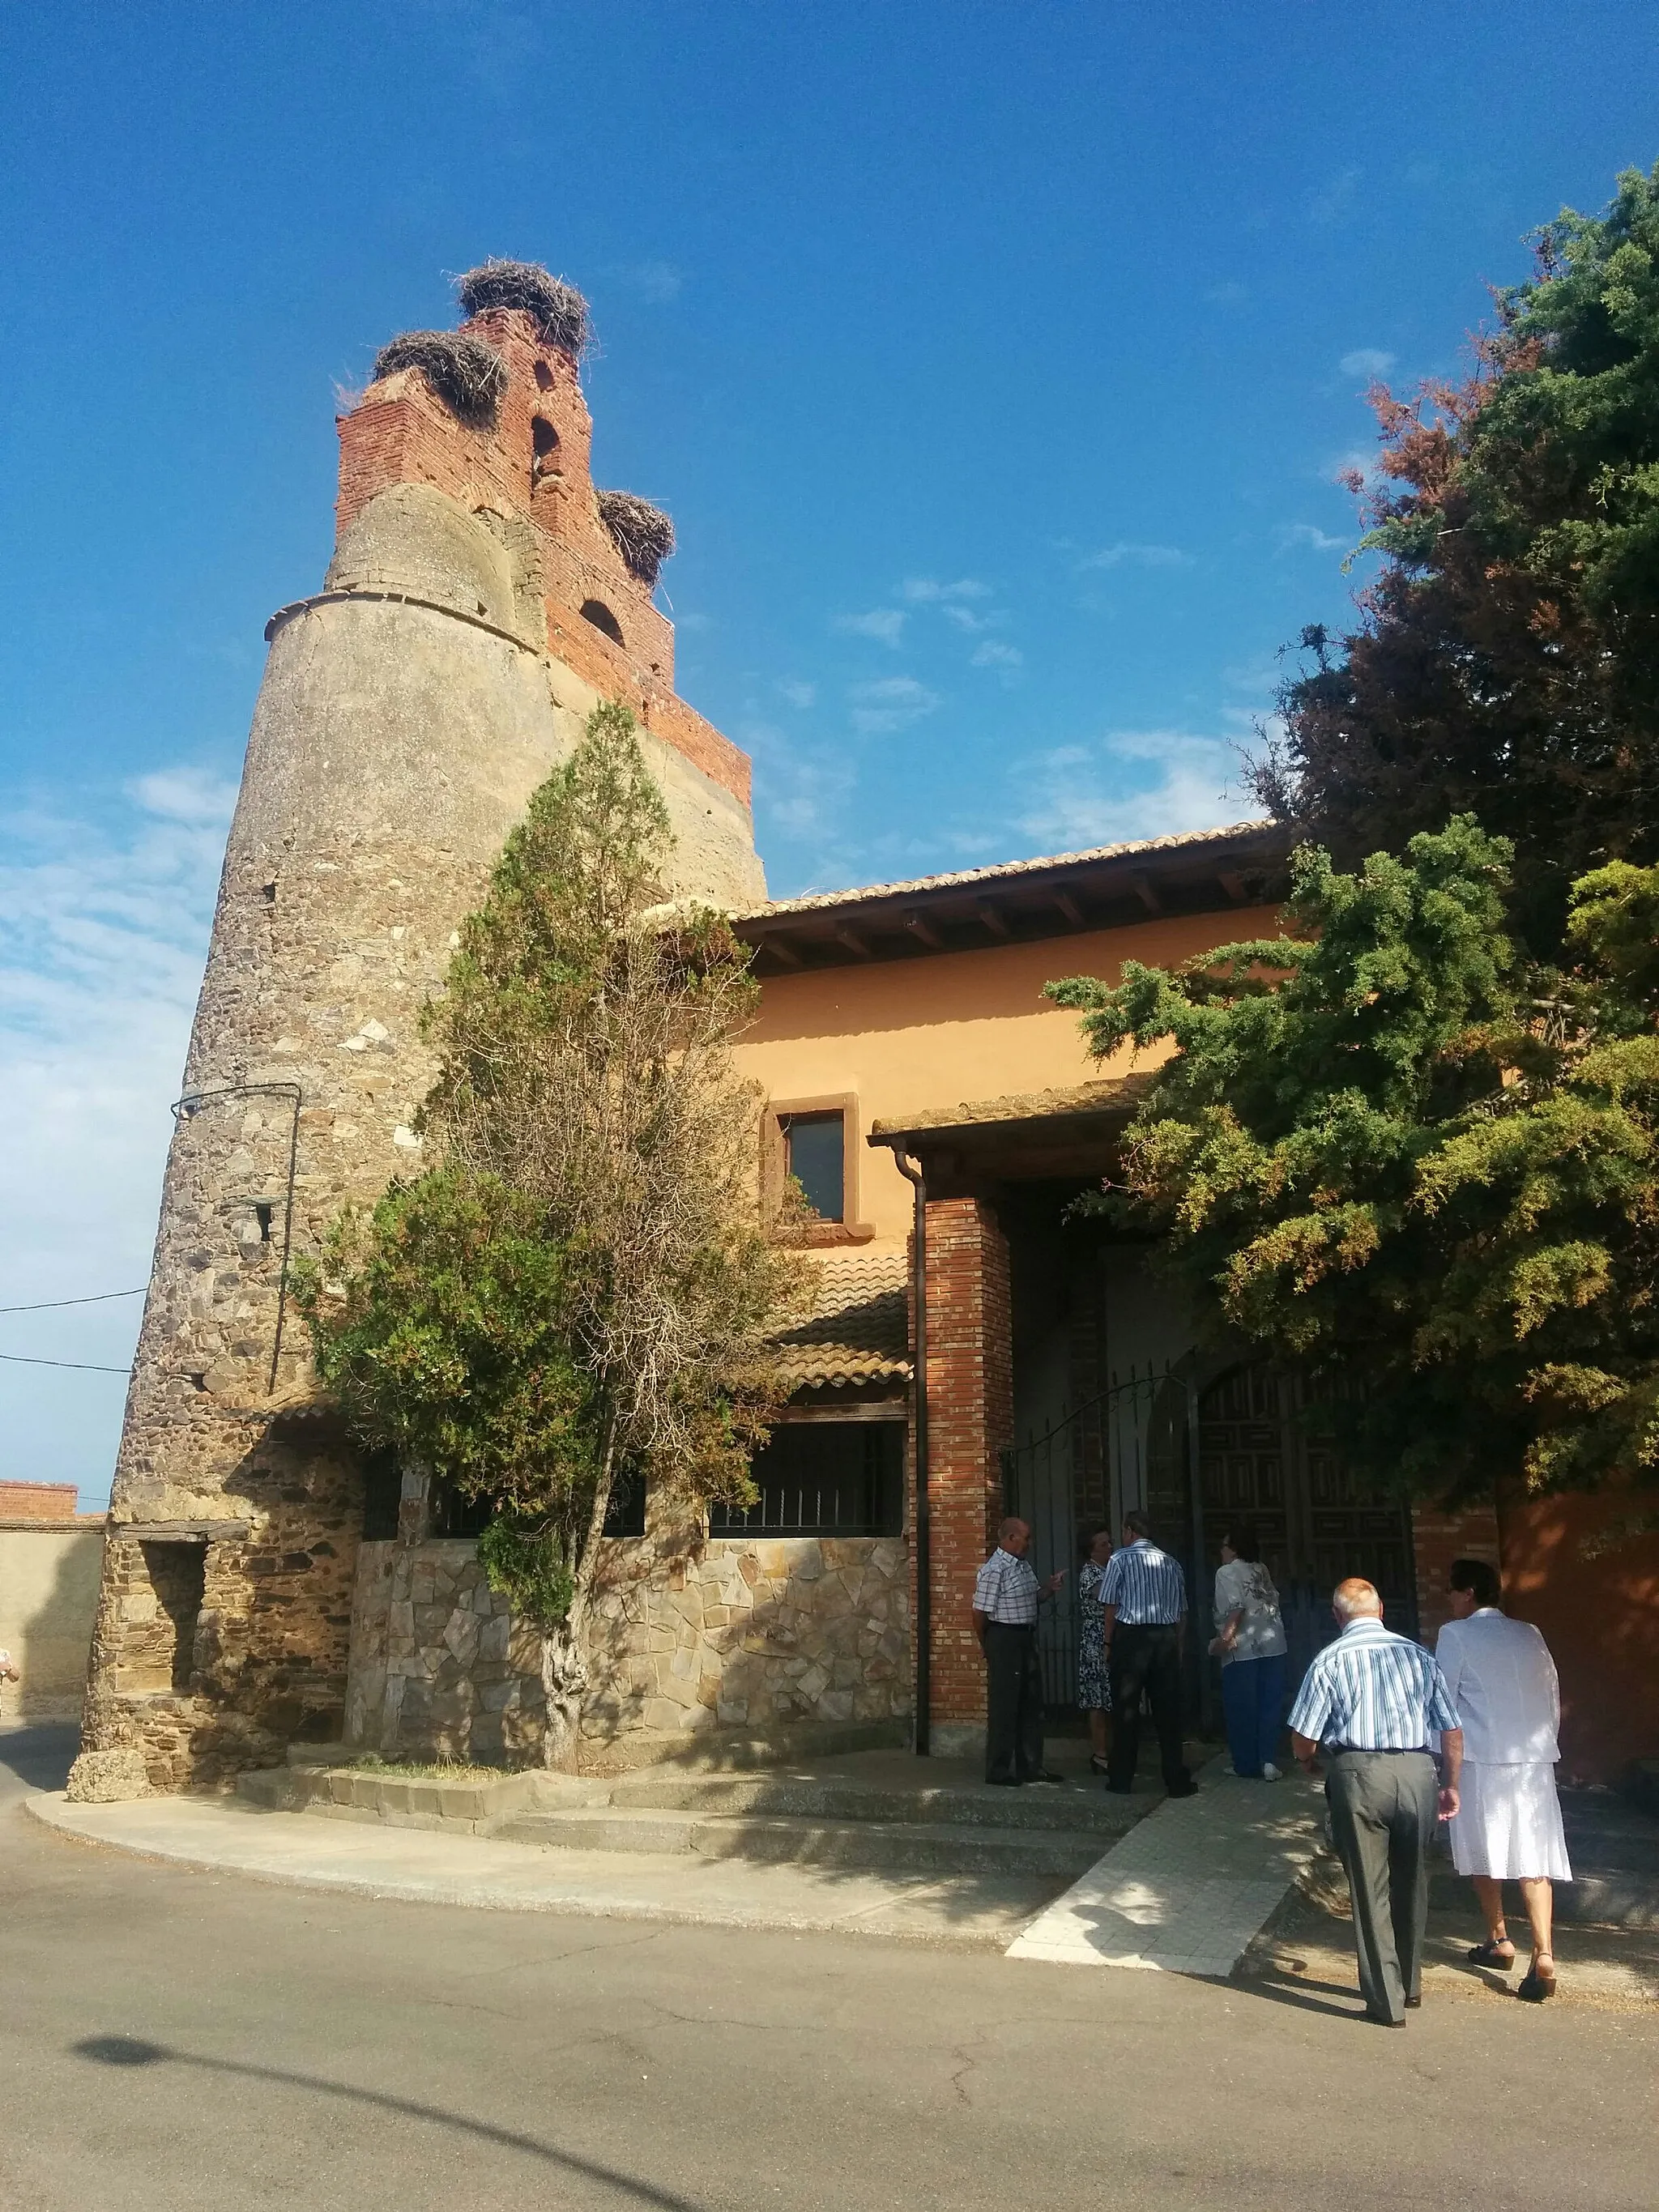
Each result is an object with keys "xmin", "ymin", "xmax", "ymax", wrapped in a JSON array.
[
  {"xmin": 0, "ymin": 1481, "xmax": 79, "ymax": 1519},
  {"xmin": 918, "ymin": 1198, "xmax": 1013, "ymax": 1734}
]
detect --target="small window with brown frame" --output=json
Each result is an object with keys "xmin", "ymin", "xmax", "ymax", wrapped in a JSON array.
[{"xmin": 762, "ymin": 1094, "xmax": 872, "ymax": 1243}]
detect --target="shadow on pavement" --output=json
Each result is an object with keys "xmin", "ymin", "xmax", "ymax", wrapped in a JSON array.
[
  {"xmin": 1228, "ymin": 1966, "xmax": 1363, "ymax": 2023},
  {"xmin": 73, "ymin": 2035, "xmax": 706, "ymax": 2207},
  {"xmin": 0, "ymin": 1724, "xmax": 79, "ymax": 1794}
]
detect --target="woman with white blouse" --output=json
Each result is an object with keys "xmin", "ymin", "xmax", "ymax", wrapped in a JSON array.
[
  {"xmin": 1209, "ymin": 1521, "xmax": 1288, "ymax": 1779},
  {"xmin": 1435, "ymin": 1557, "xmax": 1571, "ymax": 2001}
]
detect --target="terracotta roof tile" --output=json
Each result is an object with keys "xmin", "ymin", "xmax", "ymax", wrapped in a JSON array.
[{"xmin": 771, "ymin": 1250, "xmax": 911, "ymax": 1392}]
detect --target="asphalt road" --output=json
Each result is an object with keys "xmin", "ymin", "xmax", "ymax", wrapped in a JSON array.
[{"xmin": 2, "ymin": 1725, "xmax": 1653, "ymax": 2212}]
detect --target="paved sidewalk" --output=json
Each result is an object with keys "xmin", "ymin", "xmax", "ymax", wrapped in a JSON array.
[
  {"xmin": 1007, "ymin": 1753, "xmax": 1324, "ymax": 1973},
  {"xmin": 26, "ymin": 1788, "xmax": 1062, "ymax": 1950}
]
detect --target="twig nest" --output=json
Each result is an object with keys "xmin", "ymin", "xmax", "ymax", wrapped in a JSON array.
[
  {"xmin": 597, "ymin": 490, "xmax": 676, "ymax": 585},
  {"xmin": 457, "ymin": 259, "xmax": 592, "ymax": 358},
  {"xmin": 372, "ymin": 330, "xmax": 508, "ymax": 430}
]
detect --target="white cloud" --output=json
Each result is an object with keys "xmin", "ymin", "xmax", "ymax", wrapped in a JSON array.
[
  {"xmin": 1078, "ymin": 542, "xmax": 1193, "ymax": 572},
  {"xmin": 1278, "ymin": 522, "xmax": 1349, "ymax": 554},
  {"xmin": 1009, "ymin": 730, "xmax": 1238, "ymax": 853},
  {"xmin": 970, "ymin": 640, "xmax": 1023, "ymax": 670},
  {"xmin": 940, "ymin": 603, "xmax": 989, "ymax": 632},
  {"xmin": 0, "ymin": 770, "xmax": 231, "ymax": 1507},
  {"xmin": 776, "ymin": 678, "xmax": 817, "ymax": 710},
  {"xmin": 902, "ymin": 578, "xmax": 992, "ymax": 603},
  {"xmin": 616, "ymin": 258, "xmax": 684, "ymax": 304},
  {"xmin": 1339, "ymin": 347, "xmax": 1396, "ymax": 380},
  {"xmin": 833, "ymin": 609, "xmax": 907, "ymax": 646},
  {"xmin": 849, "ymin": 676, "xmax": 941, "ymax": 735},
  {"xmin": 127, "ymin": 766, "xmax": 239, "ymax": 825},
  {"xmin": 1308, "ymin": 166, "xmax": 1362, "ymax": 225}
]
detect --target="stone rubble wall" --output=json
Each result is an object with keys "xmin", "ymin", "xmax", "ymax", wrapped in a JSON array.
[{"xmin": 343, "ymin": 1532, "xmax": 912, "ymax": 1769}]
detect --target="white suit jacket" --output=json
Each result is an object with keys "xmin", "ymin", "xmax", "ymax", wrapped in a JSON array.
[{"xmin": 1435, "ymin": 1609, "xmax": 1560, "ymax": 1764}]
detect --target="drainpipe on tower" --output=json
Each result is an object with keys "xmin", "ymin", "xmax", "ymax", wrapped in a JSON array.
[{"xmin": 889, "ymin": 1147, "xmax": 931, "ymax": 1757}]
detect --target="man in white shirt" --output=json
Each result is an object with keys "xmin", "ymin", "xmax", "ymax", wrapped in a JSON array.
[
  {"xmin": 972, "ymin": 1517, "xmax": 1065, "ymax": 1787},
  {"xmin": 1435, "ymin": 1557, "xmax": 1572, "ymax": 2001}
]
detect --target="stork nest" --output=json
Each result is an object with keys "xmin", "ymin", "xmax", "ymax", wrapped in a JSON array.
[
  {"xmin": 597, "ymin": 490, "xmax": 676, "ymax": 586},
  {"xmin": 371, "ymin": 330, "xmax": 507, "ymax": 429},
  {"xmin": 456, "ymin": 259, "xmax": 592, "ymax": 358}
]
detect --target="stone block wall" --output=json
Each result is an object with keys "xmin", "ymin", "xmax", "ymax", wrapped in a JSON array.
[{"xmin": 343, "ymin": 1530, "xmax": 911, "ymax": 1769}]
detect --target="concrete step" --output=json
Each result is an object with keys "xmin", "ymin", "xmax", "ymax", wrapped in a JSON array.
[
  {"xmin": 494, "ymin": 1805, "xmax": 1107, "ymax": 1877},
  {"xmin": 606, "ymin": 1772, "xmax": 1136, "ymax": 1835}
]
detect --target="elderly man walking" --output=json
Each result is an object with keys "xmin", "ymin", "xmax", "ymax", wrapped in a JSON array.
[
  {"xmin": 1289, "ymin": 1578, "xmax": 1463, "ymax": 2027},
  {"xmin": 1101, "ymin": 1510, "xmax": 1195, "ymax": 1798},
  {"xmin": 1436, "ymin": 1558, "xmax": 1571, "ymax": 2001},
  {"xmin": 972, "ymin": 1516, "xmax": 1065, "ymax": 1787}
]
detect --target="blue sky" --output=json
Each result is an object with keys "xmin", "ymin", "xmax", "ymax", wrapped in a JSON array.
[{"xmin": 2, "ymin": 2, "xmax": 1657, "ymax": 1502}]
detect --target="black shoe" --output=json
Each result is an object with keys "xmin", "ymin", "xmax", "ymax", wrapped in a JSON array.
[
  {"xmin": 1166, "ymin": 1779, "xmax": 1199, "ymax": 1799},
  {"xmin": 1405, "ymin": 1996, "xmax": 1422, "ymax": 2010},
  {"xmin": 1105, "ymin": 1782, "xmax": 1133, "ymax": 1795},
  {"xmin": 1028, "ymin": 1771, "xmax": 1065, "ymax": 1786},
  {"xmin": 1367, "ymin": 2010, "xmax": 1406, "ymax": 2028},
  {"xmin": 985, "ymin": 1775, "xmax": 1021, "ymax": 1788}
]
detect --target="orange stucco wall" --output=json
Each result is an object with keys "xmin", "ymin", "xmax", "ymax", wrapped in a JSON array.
[
  {"xmin": 1500, "ymin": 1487, "xmax": 1659, "ymax": 1784},
  {"xmin": 736, "ymin": 906, "xmax": 1278, "ymax": 1243}
]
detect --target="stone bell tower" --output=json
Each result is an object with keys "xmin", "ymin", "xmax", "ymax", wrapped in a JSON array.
[{"xmin": 75, "ymin": 262, "xmax": 765, "ymax": 1792}]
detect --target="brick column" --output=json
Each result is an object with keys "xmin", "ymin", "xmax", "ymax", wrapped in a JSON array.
[
  {"xmin": 1411, "ymin": 1494, "xmax": 1501, "ymax": 1645},
  {"xmin": 919, "ymin": 1197, "xmax": 1012, "ymax": 1757}
]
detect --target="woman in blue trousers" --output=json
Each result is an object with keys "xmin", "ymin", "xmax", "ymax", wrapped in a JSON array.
[{"xmin": 1210, "ymin": 1521, "xmax": 1288, "ymax": 1779}]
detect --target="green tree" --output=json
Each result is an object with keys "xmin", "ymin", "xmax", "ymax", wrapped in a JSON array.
[
  {"xmin": 1253, "ymin": 162, "xmax": 1659, "ymax": 958},
  {"xmin": 300, "ymin": 703, "xmax": 802, "ymax": 1767},
  {"xmin": 1047, "ymin": 820, "xmax": 1659, "ymax": 1503}
]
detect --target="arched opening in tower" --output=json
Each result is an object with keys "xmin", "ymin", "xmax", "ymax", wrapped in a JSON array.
[{"xmin": 580, "ymin": 599, "xmax": 625, "ymax": 645}]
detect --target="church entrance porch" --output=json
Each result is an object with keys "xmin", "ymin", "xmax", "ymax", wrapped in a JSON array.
[{"xmin": 872, "ymin": 1086, "xmax": 1434, "ymax": 1763}]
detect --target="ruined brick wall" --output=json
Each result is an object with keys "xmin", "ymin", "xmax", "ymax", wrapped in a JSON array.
[
  {"xmin": 81, "ymin": 284, "xmax": 767, "ymax": 1792},
  {"xmin": 342, "ymin": 1530, "xmax": 911, "ymax": 1770}
]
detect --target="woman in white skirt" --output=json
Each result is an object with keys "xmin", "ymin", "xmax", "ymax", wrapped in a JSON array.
[{"xmin": 1435, "ymin": 1558, "xmax": 1572, "ymax": 2001}]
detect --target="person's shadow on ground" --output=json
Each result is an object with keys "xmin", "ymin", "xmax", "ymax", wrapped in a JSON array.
[{"xmin": 0, "ymin": 1723, "xmax": 79, "ymax": 1796}]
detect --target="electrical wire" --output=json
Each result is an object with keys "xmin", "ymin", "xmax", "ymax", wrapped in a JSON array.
[
  {"xmin": 0, "ymin": 1353, "xmax": 133, "ymax": 1374},
  {"xmin": 0, "ymin": 1288, "xmax": 147, "ymax": 1315}
]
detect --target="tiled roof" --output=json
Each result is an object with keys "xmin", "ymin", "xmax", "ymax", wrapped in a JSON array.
[
  {"xmin": 731, "ymin": 819, "xmax": 1278, "ymax": 923},
  {"xmin": 869, "ymin": 1071, "xmax": 1157, "ymax": 1141},
  {"xmin": 772, "ymin": 1250, "xmax": 911, "ymax": 1393}
]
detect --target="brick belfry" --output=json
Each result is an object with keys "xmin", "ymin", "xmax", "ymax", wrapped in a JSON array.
[{"xmin": 75, "ymin": 263, "xmax": 766, "ymax": 1792}]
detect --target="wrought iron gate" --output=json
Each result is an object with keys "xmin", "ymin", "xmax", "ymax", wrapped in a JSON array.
[
  {"xmin": 1000, "ymin": 1364, "xmax": 1183, "ymax": 1712},
  {"xmin": 1001, "ymin": 1357, "xmax": 1421, "ymax": 1720}
]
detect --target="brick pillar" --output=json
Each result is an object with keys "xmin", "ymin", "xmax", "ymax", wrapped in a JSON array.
[
  {"xmin": 1411, "ymin": 1494, "xmax": 1502, "ymax": 1645},
  {"xmin": 919, "ymin": 1197, "xmax": 1012, "ymax": 1757}
]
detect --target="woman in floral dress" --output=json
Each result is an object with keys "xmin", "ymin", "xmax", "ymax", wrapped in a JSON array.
[{"xmin": 1077, "ymin": 1527, "xmax": 1114, "ymax": 1774}]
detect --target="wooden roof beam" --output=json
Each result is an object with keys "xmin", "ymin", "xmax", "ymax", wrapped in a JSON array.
[
  {"xmin": 903, "ymin": 910, "xmax": 945, "ymax": 950},
  {"xmin": 1054, "ymin": 891, "xmax": 1085, "ymax": 928},
  {"xmin": 975, "ymin": 900, "xmax": 1011, "ymax": 940},
  {"xmin": 1131, "ymin": 872, "xmax": 1162, "ymax": 914},
  {"xmin": 834, "ymin": 924, "xmax": 874, "ymax": 958},
  {"xmin": 1218, "ymin": 871, "xmax": 1252, "ymax": 905},
  {"xmin": 764, "ymin": 933, "xmax": 804, "ymax": 970}
]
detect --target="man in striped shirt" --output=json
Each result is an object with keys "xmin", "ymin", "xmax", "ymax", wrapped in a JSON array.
[
  {"xmin": 972, "ymin": 1517, "xmax": 1066, "ymax": 1786},
  {"xmin": 1100, "ymin": 1510, "xmax": 1195, "ymax": 1798},
  {"xmin": 1289, "ymin": 1577, "xmax": 1464, "ymax": 2027}
]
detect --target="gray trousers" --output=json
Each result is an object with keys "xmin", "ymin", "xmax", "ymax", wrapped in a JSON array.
[
  {"xmin": 983, "ymin": 1622, "xmax": 1044, "ymax": 1783},
  {"xmin": 1326, "ymin": 1750, "xmax": 1438, "ymax": 2023}
]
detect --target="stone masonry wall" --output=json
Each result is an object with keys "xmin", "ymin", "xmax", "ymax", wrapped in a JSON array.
[{"xmin": 343, "ymin": 1532, "xmax": 911, "ymax": 1769}]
